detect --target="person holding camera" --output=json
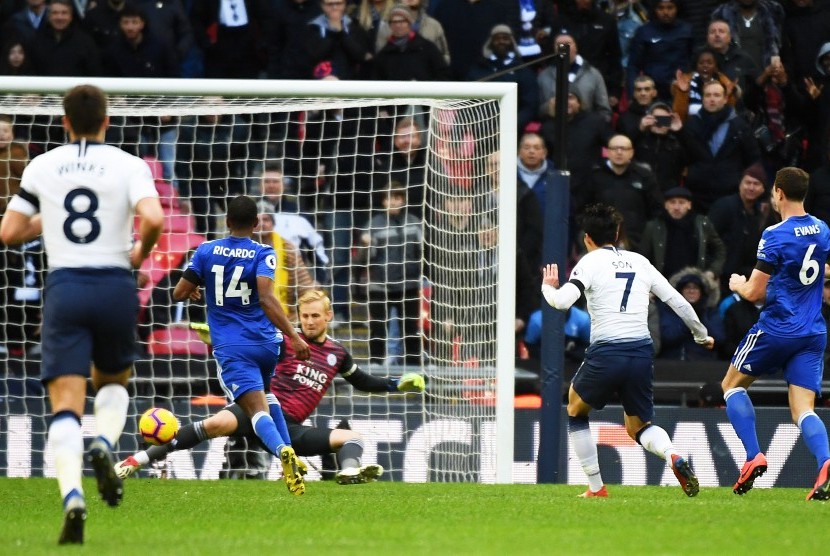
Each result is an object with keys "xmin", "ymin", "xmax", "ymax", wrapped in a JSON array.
[{"xmin": 634, "ymin": 102, "xmax": 686, "ymax": 194}]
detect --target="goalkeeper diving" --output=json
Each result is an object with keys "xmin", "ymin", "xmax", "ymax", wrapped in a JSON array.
[{"xmin": 117, "ymin": 290, "xmax": 426, "ymax": 484}]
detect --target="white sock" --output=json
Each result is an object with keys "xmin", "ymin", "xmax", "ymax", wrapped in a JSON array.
[
  {"xmin": 570, "ymin": 427, "xmax": 604, "ymax": 492},
  {"xmin": 638, "ymin": 425, "xmax": 675, "ymax": 462},
  {"xmin": 49, "ymin": 414, "xmax": 84, "ymax": 505},
  {"xmin": 134, "ymin": 451, "xmax": 150, "ymax": 466},
  {"xmin": 94, "ymin": 383, "xmax": 129, "ymax": 447}
]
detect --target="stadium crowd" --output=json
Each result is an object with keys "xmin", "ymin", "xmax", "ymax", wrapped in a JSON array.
[{"xmin": 5, "ymin": 0, "xmax": 830, "ymax": 367}]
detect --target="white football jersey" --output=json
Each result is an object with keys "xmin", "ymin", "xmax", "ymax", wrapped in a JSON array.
[
  {"xmin": 569, "ymin": 247, "xmax": 677, "ymax": 343},
  {"xmin": 8, "ymin": 140, "xmax": 158, "ymax": 270}
]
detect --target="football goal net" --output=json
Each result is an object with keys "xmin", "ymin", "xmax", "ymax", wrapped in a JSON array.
[{"xmin": 0, "ymin": 76, "xmax": 518, "ymax": 484}]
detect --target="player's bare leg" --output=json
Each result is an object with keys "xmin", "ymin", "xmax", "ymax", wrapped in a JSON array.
[
  {"xmin": 87, "ymin": 366, "xmax": 130, "ymax": 507},
  {"xmin": 722, "ymin": 366, "xmax": 766, "ymax": 494},
  {"xmin": 567, "ymin": 386, "xmax": 607, "ymax": 497},
  {"xmin": 789, "ymin": 384, "xmax": 830, "ymax": 500},
  {"xmin": 627, "ymin": 414, "xmax": 698, "ymax": 497},
  {"xmin": 48, "ymin": 375, "xmax": 87, "ymax": 544}
]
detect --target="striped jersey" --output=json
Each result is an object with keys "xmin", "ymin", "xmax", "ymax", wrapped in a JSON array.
[
  {"xmin": 8, "ymin": 140, "xmax": 158, "ymax": 270},
  {"xmin": 270, "ymin": 332, "xmax": 355, "ymax": 422}
]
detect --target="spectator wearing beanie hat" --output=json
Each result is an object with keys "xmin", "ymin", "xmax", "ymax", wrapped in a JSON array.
[
  {"xmin": 638, "ymin": 185, "xmax": 726, "ymax": 280},
  {"xmin": 708, "ymin": 163, "xmax": 774, "ymax": 296},
  {"xmin": 467, "ymin": 24, "xmax": 538, "ymax": 133},
  {"xmin": 374, "ymin": 0, "xmax": 450, "ymax": 65},
  {"xmin": 373, "ymin": 3, "xmax": 450, "ymax": 81}
]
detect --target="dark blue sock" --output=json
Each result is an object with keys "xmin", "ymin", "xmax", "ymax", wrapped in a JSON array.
[
  {"xmin": 568, "ymin": 415, "xmax": 590, "ymax": 433},
  {"xmin": 252, "ymin": 412, "xmax": 286, "ymax": 456},
  {"xmin": 799, "ymin": 412, "xmax": 830, "ymax": 471},
  {"xmin": 725, "ymin": 388, "xmax": 761, "ymax": 460},
  {"xmin": 266, "ymin": 393, "xmax": 292, "ymax": 447}
]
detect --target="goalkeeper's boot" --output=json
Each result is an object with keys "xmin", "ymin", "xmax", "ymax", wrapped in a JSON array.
[
  {"xmin": 114, "ymin": 455, "xmax": 142, "ymax": 479},
  {"xmin": 670, "ymin": 454, "xmax": 700, "ymax": 497},
  {"xmin": 578, "ymin": 485, "xmax": 608, "ymax": 498},
  {"xmin": 359, "ymin": 463, "xmax": 384, "ymax": 483},
  {"xmin": 335, "ymin": 467, "xmax": 362, "ymax": 485},
  {"xmin": 58, "ymin": 492, "xmax": 86, "ymax": 545},
  {"xmin": 733, "ymin": 452, "xmax": 767, "ymax": 495},
  {"xmin": 279, "ymin": 446, "xmax": 305, "ymax": 496},
  {"xmin": 806, "ymin": 459, "xmax": 830, "ymax": 501},
  {"xmin": 87, "ymin": 437, "xmax": 123, "ymax": 507}
]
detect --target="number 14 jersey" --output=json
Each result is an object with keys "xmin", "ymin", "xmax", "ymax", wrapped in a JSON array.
[{"xmin": 10, "ymin": 140, "xmax": 158, "ymax": 270}]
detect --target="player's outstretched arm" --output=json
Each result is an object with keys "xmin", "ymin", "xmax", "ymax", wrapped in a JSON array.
[
  {"xmin": 131, "ymin": 196, "xmax": 164, "ymax": 268},
  {"xmin": 540, "ymin": 263, "xmax": 581, "ymax": 311},
  {"xmin": 343, "ymin": 366, "xmax": 425, "ymax": 393}
]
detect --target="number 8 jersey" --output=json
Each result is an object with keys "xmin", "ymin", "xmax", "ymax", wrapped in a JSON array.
[
  {"xmin": 8, "ymin": 140, "xmax": 158, "ymax": 270},
  {"xmin": 184, "ymin": 236, "xmax": 282, "ymax": 348},
  {"xmin": 756, "ymin": 215, "xmax": 830, "ymax": 337}
]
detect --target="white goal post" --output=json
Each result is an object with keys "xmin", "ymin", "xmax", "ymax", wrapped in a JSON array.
[{"xmin": 0, "ymin": 76, "xmax": 518, "ymax": 483}]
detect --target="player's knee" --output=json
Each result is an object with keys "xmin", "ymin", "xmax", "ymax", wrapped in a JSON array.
[
  {"xmin": 204, "ymin": 411, "xmax": 239, "ymax": 438},
  {"xmin": 330, "ymin": 428, "xmax": 362, "ymax": 449}
]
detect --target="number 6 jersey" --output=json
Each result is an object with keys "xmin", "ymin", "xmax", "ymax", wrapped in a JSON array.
[{"xmin": 8, "ymin": 139, "xmax": 158, "ymax": 270}]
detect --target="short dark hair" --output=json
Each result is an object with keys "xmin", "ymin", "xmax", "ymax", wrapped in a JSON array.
[
  {"xmin": 578, "ymin": 204, "xmax": 621, "ymax": 246},
  {"xmin": 262, "ymin": 160, "xmax": 283, "ymax": 174},
  {"xmin": 774, "ymin": 167, "xmax": 810, "ymax": 201},
  {"xmin": 63, "ymin": 84, "xmax": 107, "ymax": 136},
  {"xmin": 227, "ymin": 195, "xmax": 259, "ymax": 230},
  {"xmin": 119, "ymin": 5, "xmax": 146, "ymax": 21}
]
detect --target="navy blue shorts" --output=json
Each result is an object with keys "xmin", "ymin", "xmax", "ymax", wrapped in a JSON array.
[
  {"xmin": 732, "ymin": 324, "xmax": 825, "ymax": 394},
  {"xmin": 41, "ymin": 268, "xmax": 139, "ymax": 384},
  {"xmin": 572, "ymin": 340, "xmax": 655, "ymax": 422},
  {"xmin": 214, "ymin": 342, "xmax": 281, "ymax": 401}
]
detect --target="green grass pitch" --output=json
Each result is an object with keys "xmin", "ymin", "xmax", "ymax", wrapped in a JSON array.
[{"xmin": 0, "ymin": 478, "xmax": 827, "ymax": 555}]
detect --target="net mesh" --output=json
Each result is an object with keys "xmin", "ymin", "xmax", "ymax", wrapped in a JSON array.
[{"xmin": 0, "ymin": 90, "xmax": 507, "ymax": 482}]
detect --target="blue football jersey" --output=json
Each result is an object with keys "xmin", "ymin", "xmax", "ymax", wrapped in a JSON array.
[
  {"xmin": 756, "ymin": 214, "xmax": 830, "ymax": 337},
  {"xmin": 186, "ymin": 236, "xmax": 282, "ymax": 348}
]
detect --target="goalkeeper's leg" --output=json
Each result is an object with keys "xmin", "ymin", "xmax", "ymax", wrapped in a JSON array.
[
  {"xmin": 330, "ymin": 429, "xmax": 383, "ymax": 485},
  {"xmin": 115, "ymin": 409, "xmax": 240, "ymax": 478}
]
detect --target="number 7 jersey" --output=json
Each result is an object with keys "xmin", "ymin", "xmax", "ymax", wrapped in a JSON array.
[
  {"xmin": 568, "ymin": 246, "xmax": 681, "ymax": 344},
  {"xmin": 756, "ymin": 214, "xmax": 830, "ymax": 337},
  {"xmin": 9, "ymin": 140, "xmax": 158, "ymax": 270},
  {"xmin": 185, "ymin": 236, "xmax": 282, "ymax": 348}
]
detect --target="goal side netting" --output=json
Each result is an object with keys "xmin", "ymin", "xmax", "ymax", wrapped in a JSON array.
[{"xmin": 0, "ymin": 77, "xmax": 517, "ymax": 484}]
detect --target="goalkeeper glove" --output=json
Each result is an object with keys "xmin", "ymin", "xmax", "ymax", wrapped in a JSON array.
[
  {"xmin": 190, "ymin": 322, "xmax": 212, "ymax": 346},
  {"xmin": 396, "ymin": 373, "xmax": 425, "ymax": 393}
]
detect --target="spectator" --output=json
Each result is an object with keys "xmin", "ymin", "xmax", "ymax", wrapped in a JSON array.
[
  {"xmin": 538, "ymin": 32, "xmax": 611, "ymax": 122},
  {"xmin": 680, "ymin": 0, "xmax": 722, "ymax": 46},
  {"xmin": 257, "ymin": 162, "xmax": 330, "ymax": 284},
  {"xmin": 633, "ymin": 101, "xmax": 686, "ymax": 193},
  {"xmin": 638, "ymin": 186, "xmax": 726, "ymax": 280},
  {"xmin": 29, "ymin": 0, "xmax": 102, "ymax": 76},
  {"xmin": 0, "ymin": 38, "xmax": 34, "ymax": 74},
  {"xmin": 548, "ymin": 0, "xmax": 623, "ymax": 107},
  {"xmin": 672, "ymin": 46, "xmax": 739, "ymax": 121},
  {"xmin": 83, "ymin": 0, "xmax": 128, "ymax": 48},
  {"xmin": 191, "ymin": 0, "xmax": 273, "ymax": 78},
  {"xmin": 705, "ymin": 18, "xmax": 760, "ymax": 97},
  {"xmin": 467, "ymin": 24, "xmax": 538, "ymax": 133},
  {"xmin": 708, "ymin": 163, "xmax": 773, "ymax": 296},
  {"xmin": 373, "ymin": 117, "xmax": 427, "ymax": 216},
  {"xmin": 625, "ymin": 0, "xmax": 693, "ymax": 101},
  {"xmin": 752, "ymin": 58, "xmax": 804, "ymax": 171},
  {"xmin": 267, "ymin": 0, "xmax": 321, "ymax": 79},
  {"xmin": 617, "ymin": 74, "xmax": 658, "ymax": 142},
  {"xmin": 355, "ymin": 0, "xmax": 393, "ymax": 51},
  {"xmin": 256, "ymin": 212, "xmax": 318, "ymax": 322},
  {"xmin": 358, "ymin": 185, "xmax": 423, "ymax": 365},
  {"xmin": 579, "ymin": 133, "xmax": 662, "ymax": 249},
  {"xmin": 306, "ymin": 0, "xmax": 370, "ymax": 80},
  {"xmin": 539, "ymin": 90, "xmax": 609, "ymax": 195},
  {"xmin": 133, "ymin": 0, "xmax": 194, "ymax": 75},
  {"xmin": 102, "ymin": 5, "xmax": 178, "ymax": 77},
  {"xmin": 781, "ymin": 0, "xmax": 830, "ymax": 87},
  {"xmin": 516, "ymin": 131, "xmax": 554, "ymax": 218},
  {"xmin": 677, "ymin": 80, "xmax": 760, "ymax": 213},
  {"xmin": 807, "ymin": 141, "xmax": 830, "ymax": 227},
  {"xmin": 658, "ymin": 267, "xmax": 725, "ymax": 361},
  {"xmin": 801, "ymin": 43, "xmax": 830, "ymax": 170},
  {"xmin": 2, "ymin": 0, "xmax": 48, "ymax": 45},
  {"xmin": 431, "ymin": 0, "xmax": 507, "ymax": 80},
  {"xmin": 375, "ymin": 0, "xmax": 449, "ymax": 65},
  {"xmin": 0, "ymin": 114, "xmax": 28, "ymax": 215},
  {"xmin": 373, "ymin": 3, "xmax": 450, "ymax": 81},
  {"xmin": 711, "ymin": 0, "xmax": 785, "ymax": 72}
]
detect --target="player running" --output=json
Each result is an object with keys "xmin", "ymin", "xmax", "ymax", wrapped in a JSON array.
[
  {"xmin": 542, "ymin": 203, "xmax": 714, "ymax": 498},
  {"xmin": 722, "ymin": 167, "xmax": 830, "ymax": 501},
  {"xmin": 115, "ymin": 289, "xmax": 425, "ymax": 483},
  {"xmin": 172, "ymin": 195, "xmax": 310, "ymax": 495},
  {"xmin": 0, "ymin": 84, "xmax": 164, "ymax": 544}
]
